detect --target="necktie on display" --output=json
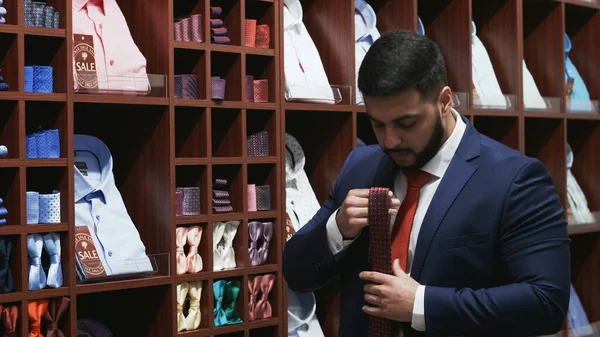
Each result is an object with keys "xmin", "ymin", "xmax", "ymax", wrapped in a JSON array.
[
  {"xmin": 176, "ymin": 187, "xmax": 201, "ymax": 216},
  {"xmin": 254, "ymin": 274, "xmax": 275, "ymax": 320},
  {"xmin": 367, "ymin": 187, "xmax": 393, "ymax": 337},
  {"xmin": 32, "ymin": 66, "xmax": 53, "ymax": 93},
  {"xmin": 25, "ymin": 66, "xmax": 33, "ymax": 92},
  {"xmin": 214, "ymin": 280, "xmax": 243, "ymax": 327},
  {"xmin": 247, "ymin": 184, "xmax": 257, "ymax": 211},
  {"xmin": 211, "ymin": 76, "xmax": 226, "ymax": 100},
  {"xmin": 43, "ymin": 232, "xmax": 62, "ymax": 288},
  {"xmin": 26, "ymin": 191, "xmax": 40, "ymax": 224},
  {"xmin": 245, "ymin": 19, "xmax": 257, "ymax": 47},
  {"xmin": 26, "ymin": 129, "xmax": 60, "ymax": 159},
  {"xmin": 3, "ymin": 305, "xmax": 18, "ymax": 337},
  {"xmin": 248, "ymin": 276, "xmax": 261, "ymax": 321},
  {"xmin": 213, "ymin": 205, "xmax": 233, "ymax": 213},
  {"xmin": 248, "ymin": 221, "xmax": 265, "ymax": 266},
  {"xmin": 245, "ymin": 75, "xmax": 255, "ymax": 102},
  {"xmin": 391, "ymin": 171, "xmax": 430, "ymax": 270},
  {"xmin": 174, "ymin": 74, "xmax": 198, "ymax": 99},
  {"xmin": 212, "ymin": 198, "xmax": 231, "ymax": 206},
  {"xmin": 213, "ymin": 179, "xmax": 232, "ymax": 213},
  {"xmin": 28, "ymin": 300, "xmax": 49, "ymax": 337},
  {"xmin": 213, "ymin": 189, "xmax": 229, "ymax": 199},
  {"xmin": 0, "ymin": 238, "xmax": 14, "ymax": 293},
  {"xmin": 186, "ymin": 226, "xmax": 203, "ymax": 273},
  {"xmin": 190, "ymin": 14, "xmax": 202, "ymax": 42},
  {"xmin": 258, "ymin": 222, "xmax": 273, "ymax": 265},
  {"xmin": 42, "ymin": 297, "xmax": 70, "ymax": 337},
  {"xmin": 176, "ymin": 227, "xmax": 188, "ymax": 275},
  {"xmin": 28, "ymin": 234, "xmax": 47, "ymax": 291},
  {"xmin": 210, "ymin": 18, "xmax": 223, "ymax": 27},
  {"xmin": 175, "ymin": 189, "xmax": 184, "ymax": 216},
  {"xmin": 253, "ymin": 79, "xmax": 269, "ymax": 103},
  {"xmin": 39, "ymin": 190, "xmax": 61, "ymax": 223},
  {"xmin": 255, "ymin": 185, "xmax": 271, "ymax": 211},
  {"xmin": 180, "ymin": 17, "xmax": 192, "ymax": 42},
  {"xmin": 185, "ymin": 281, "xmax": 202, "ymax": 330},
  {"xmin": 211, "ymin": 27, "xmax": 228, "ymax": 36},
  {"xmin": 176, "ymin": 282, "xmax": 189, "ymax": 332},
  {"xmin": 212, "ymin": 36, "xmax": 231, "ymax": 44},
  {"xmin": 255, "ymin": 24, "xmax": 270, "ymax": 48},
  {"xmin": 247, "ymin": 131, "xmax": 269, "ymax": 157},
  {"xmin": 213, "ymin": 221, "xmax": 240, "ymax": 271},
  {"xmin": 210, "ymin": 6, "xmax": 222, "ymax": 18},
  {"xmin": 214, "ymin": 178, "xmax": 228, "ymax": 188}
]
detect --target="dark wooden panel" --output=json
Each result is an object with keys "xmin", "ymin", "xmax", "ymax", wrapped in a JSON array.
[
  {"xmin": 175, "ymin": 107, "xmax": 209, "ymax": 158},
  {"xmin": 473, "ymin": 116, "xmax": 520, "ymax": 151},
  {"xmin": 174, "ymin": 49, "xmax": 208, "ymax": 100},
  {"xmin": 570, "ymin": 233, "xmax": 600, "ymax": 322},
  {"xmin": 176, "ymin": 165, "xmax": 209, "ymax": 217},
  {"xmin": 211, "ymin": 52, "xmax": 242, "ymax": 102},
  {"xmin": 356, "ymin": 112, "xmax": 378, "ymax": 146},
  {"xmin": 368, "ymin": 0, "xmax": 416, "ymax": 32},
  {"xmin": 246, "ymin": 55, "xmax": 275, "ymax": 104},
  {"xmin": 24, "ymin": 101, "xmax": 68, "ymax": 160},
  {"xmin": 26, "ymin": 167, "xmax": 69, "ymax": 224},
  {"xmin": 523, "ymin": 0, "xmax": 564, "ymax": 99},
  {"xmin": 524, "ymin": 117, "xmax": 567, "ymax": 206},
  {"xmin": 212, "ymin": 108, "xmax": 243, "ymax": 157},
  {"xmin": 418, "ymin": 0, "xmax": 471, "ymax": 93},
  {"xmin": 472, "ymin": 0, "xmax": 519, "ymax": 96},
  {"xmin": 0, "ymin": 34, "xmax": 18, "ymax": 91},
  {"xmin": 246, "ymin": 109, "xmax": 275, "ymax": 157},
  {"xmin": 0, "ymin": 101, "xmax": 20, "ymax": 159},
  {"xmin": 24, "ymin": 36, "xmax": 67, "ymax": 94},
  {"xmin": 0, "ymin": 168, "xmax": 20, "ymax": 228},
  {"xmin": 297, "ymin": 0, "xmax": 354, "ymax": 87}
]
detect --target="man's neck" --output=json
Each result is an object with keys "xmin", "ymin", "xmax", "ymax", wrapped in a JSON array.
[{"xmin": 442, "ymin": 109, "xmax": 458, "ymax": 143}]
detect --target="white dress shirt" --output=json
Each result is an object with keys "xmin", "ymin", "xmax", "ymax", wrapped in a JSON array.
[
  {"xmin": 471, "ymin": 21, "xmax": 508, "ymax": 108},
  {"xmin": 74, "ymin": 135, "xmax": 153, "ymax": 276},
  {"xmin": 326, "ymin": 111, "xmax": 467, "ymax": 333},
  {"xmin": 354, "ymin": 0, "xmax": 380, "ymax": 105},
  {"xmin": 522, "ymin": 60, "xmax": 548, "ymax": 109},
  {"xmin": 283, "ymin": 0, "xmax": 335, "ymax": 104}
]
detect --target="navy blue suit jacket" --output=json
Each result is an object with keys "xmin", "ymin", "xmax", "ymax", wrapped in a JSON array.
[{"xmin": 283, "ymin": 115, "xmax": 570, "ymax": 337}]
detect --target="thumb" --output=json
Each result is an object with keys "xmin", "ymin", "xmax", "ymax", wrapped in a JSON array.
[{"xmin": 392, "ymin": 258, "xmax": 405, "ymax": 277}]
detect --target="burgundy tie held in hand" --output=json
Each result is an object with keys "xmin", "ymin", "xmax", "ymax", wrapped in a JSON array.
[{"xmin": 367, "ymin": 187, "xmax": 393, "ymax": 337}]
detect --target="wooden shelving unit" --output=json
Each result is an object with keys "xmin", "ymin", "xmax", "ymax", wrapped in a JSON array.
[
  {"xmin": 0, "ymin": 0, "xmax": 283, "ymax": 335},
  {"xmin": 279, "ymin": 0, "xmax": 600, "ymax": 335}
]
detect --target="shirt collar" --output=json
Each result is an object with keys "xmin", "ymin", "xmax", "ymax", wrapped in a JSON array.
[
  {"xmin": 283, "ymin": 0, "xmax": 303, "ymax": 29},
  {"xmin": 420, "ymin": 110, "xmax": 466, "ymax": 179},
  {"xmin": 73, "ymin": 0, "xmax": 106, "ymax": 13},
  {"xmin": 355, "ymin": 0, "xmax": 379, "ymax": 43},
  {"xmin": 73, "ymin": 134, "xmax": 114, "ymax": 203}
]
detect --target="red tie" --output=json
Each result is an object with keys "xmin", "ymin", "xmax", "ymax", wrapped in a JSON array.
[
  {"xmin": 368, "ymin": 187, "xmax": 393, "ymax": 337},
  {"xmin": 391, "ymin": 170, "xmax": 430, "ymax": 271}
]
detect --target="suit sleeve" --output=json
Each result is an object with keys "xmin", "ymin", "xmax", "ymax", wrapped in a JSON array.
[
  {"xmin": 282, "ymin": 150, "xmax": 357, "ymax": 293},
  {"xmin": 423, "ymin": 159, "xmax": 571, "ymax": 336}
]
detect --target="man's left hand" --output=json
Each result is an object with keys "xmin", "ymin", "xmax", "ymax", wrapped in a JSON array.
[{"xmin": 359, "ymin": 259, "xmax": 420, "ymax": 322}]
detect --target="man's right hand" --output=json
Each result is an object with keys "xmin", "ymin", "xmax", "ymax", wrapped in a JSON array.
[{"xmin": 336, "ymin": 189, "xmax": 400, "ymax": 239}]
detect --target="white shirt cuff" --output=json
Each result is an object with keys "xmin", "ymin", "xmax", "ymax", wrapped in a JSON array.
[
  {"xmin": 326, "ymin": 209, "xmax": 356, "ymax": 255},
  {"xmin": 411, "ymin": 285, "xmax": 426, "ymax": 331}
]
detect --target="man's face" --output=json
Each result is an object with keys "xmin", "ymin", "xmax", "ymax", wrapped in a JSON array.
[{"xmin": 364, "ymin": 90, "xmax": 447, "ymax": 170}]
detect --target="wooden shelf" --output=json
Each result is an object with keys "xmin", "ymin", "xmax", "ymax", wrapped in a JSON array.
[
  {"xmin": 75, "ymin": 276, "xmax": 172, "ymax": 295},
  {"xmin": 21, "ymin": 27, "xmax": 66, "ymax": 38}
]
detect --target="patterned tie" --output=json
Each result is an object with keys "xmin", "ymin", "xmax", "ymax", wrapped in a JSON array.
[
  {"xmin": 245, "ymin": 19, "xmax": 257, "ymax": 47},
  {"xmin": 391, "ymin": 170, "xmax": 430, "ymax": 270},
  {"xmin": 367, "ymin": 187, "xmax": 392, "ymax": 337}
]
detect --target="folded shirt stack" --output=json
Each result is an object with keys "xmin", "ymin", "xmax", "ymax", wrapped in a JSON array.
[
  {"xmin": 213, "ymin": 178, "xmax": 233, "ymax": 213},
  {"xmin": 26, "ymin": 129, "xmax": 60, "ymax": 159},
  {"xmin": 0, "ymin": 198, "xmax": 7, "ymax": 226},
  {"xmin": 210, "ymin": 7, "xmax": 230, "ymax": 44}
]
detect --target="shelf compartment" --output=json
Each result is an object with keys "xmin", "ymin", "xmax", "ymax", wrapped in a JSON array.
[
  {"xmin": 248, "ymin": 320, "xmax": 279, "ymax": 336},
  {"xmin": 176, "ymin": 223, "xmax": 210, "ymax": 277},
  {"xmin": 524, "ymin": 117, "xmax": 567, "ymax": 206},
  {"xmin": 175, "ymin": 107, "xmax": 209, "ymax": 159},
  {"xmin": 25, "ymin": 167, "xmax": 68, "ymax": 224},
  {"xmin": 0, "ymin": 33, "xmax": 18, "ymax": 92},
  {"xmin": 212, "ymin": 220, "xmax": 245, "ymax": 271},
  {"xmin": 24, "ymin": 101, "xmax": 67, "ymax": 160},
  {"xmin": 173, "ymin": 0, "xmax": 207, "ymax": 44},
  {"xmin": 244, "ymin": 0, "xmax": 274, "ymax": 49},
  {"xmin": 209, "ymin": 0, "xmax": 242, "ymax": 46},
  {"xmin": 177, "ymin": 279, "xmax": 210, "ymax": 333},
  {"xmin": 24, "ymin": 35, "xmax": 67, "ymax": 94},
  {"xmin": 211, "ymin": 108, "xmax": 243, "ymax": 158},
  {"xmin": 76, "ymin": 284, "xmax": 172, "ymax": 336},
  {"xmin": 212, "ymin": 276, "xmax": 245, "ymax": 328},
  {"xmin": 565, "ymin": 4, "xmax": 600, "ymax": 116},
  {"xmin": 472, "ymin": 0, "xmax": 520, "ymax": 110},
  {"xmin": 174, "ymin": 48, "xmax": 208, "ymax": 101},
  {"xmin": 211, "ymin": 164, "xmax": 243, "ymax": 214},
  {"xmin": 285, "ymin": 110, "xmax": 354, "ymax": 203},
  {"xmin": 24, "ymin": 0, "xmax": 67, "ymax": 29},
  {"xmin": 210, "ymin": 52, "xmax": 242, "ymax": 102},
  {"xmin": 27, "ymin": 231, "xmax": 70, "ymax": 290},
  {"xmin": 567, "ymin": 119, "xmax": 600, "ymax": 216},
  {"xmin": 0, "ymin": 235, "xmax": 20, "ymax": 294},
  {"xmin": 74, "ymin": 103, "xmax": 172, "ymax": 255},
  {"xmin": 2, "ymin": 0, "xmax": 17, "ymax": 26},
  {"xmin": 245, "ymin": 55, "xmax": 275, "ymax": 104},
  {"xmin": 25, "ymin": 296, "xmax": 73, "ymax": 337},
  {"xmin": 247, "ymin": 164, "xmax": 276, "ymax": 212},
  {"xmin": 523, "ymin": 0, "xmax": 565, "ymax": 105},
  {"xmin": 176, "ymin": 166, "xmax": 209, "ymax": 217},
  {"xmin": 570, "ymin": 235, "xmax": 600, "ymax": 323},
  {"xmin": 418, "ymin": 0, "xmax": 471, "ymax": 93},
  {"xmin": 473, "ymin": 116, "xmax": 520, "ymax": 151},
  {"xmin": 245, "ymin": 109, "xmax": 274, "ymax": 158},
  {"xmin": 247, "ymin": 217, "xmax": 277, "ymax": 267},
  {"xmin": 0, "ymin": 168, "xmax": 19, "ymax": 228},
  {"xmin": 0, "ymin": 101, "xmax": 19, "ymax": 159}
]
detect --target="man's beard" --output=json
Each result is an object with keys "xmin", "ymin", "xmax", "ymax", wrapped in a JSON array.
[{"xmin": 385, "ymin": 111, "xmax": 446, "ymax": 171}]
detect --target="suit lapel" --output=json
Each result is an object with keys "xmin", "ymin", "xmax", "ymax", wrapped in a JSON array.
[{"xmin": 410, "ymin": 117, "xmax": 481, "ymax": 281}]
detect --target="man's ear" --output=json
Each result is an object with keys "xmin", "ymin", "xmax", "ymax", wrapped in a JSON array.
[{"xmin": 438, "ymin": 86, "xmax": 453, "ymax": 115}]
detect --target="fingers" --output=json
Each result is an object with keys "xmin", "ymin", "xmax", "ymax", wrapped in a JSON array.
[
  {"xmin": 349, "ymin": 189, "xmax": 373, "ymax": 198},
  {"xmin": 360, "ymin": 270, "xmax": 391, "ymax": 285},
  {"xmin": 364, "ymin": 293, "xmax": 381, "ymax": 306},
  {"xmin": 363, "ymin": 283, "xmax": 385, "ymax": 296},
  {"xmin": 362, "ymin": 305, "xmax": 384, "ymax": 317}
]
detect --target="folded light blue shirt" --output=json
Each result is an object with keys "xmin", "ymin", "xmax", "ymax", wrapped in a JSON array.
[{"xmin": 565, "ymin": 34, "xmax": 594, "ymax": 112}]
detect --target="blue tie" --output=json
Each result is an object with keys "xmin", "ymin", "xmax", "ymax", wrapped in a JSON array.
[
  {"xmin": 43, "ymin": 233, "xmax": 62, "ymax": 288},
  {"xmin": 27, "ymin": 234, "xmax": 47, "ymax": 290}
]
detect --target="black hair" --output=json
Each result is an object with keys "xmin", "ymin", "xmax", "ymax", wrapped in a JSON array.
[{"xmin": 357, "ymin": 30, "xmax": 448, "ymax": 102}]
